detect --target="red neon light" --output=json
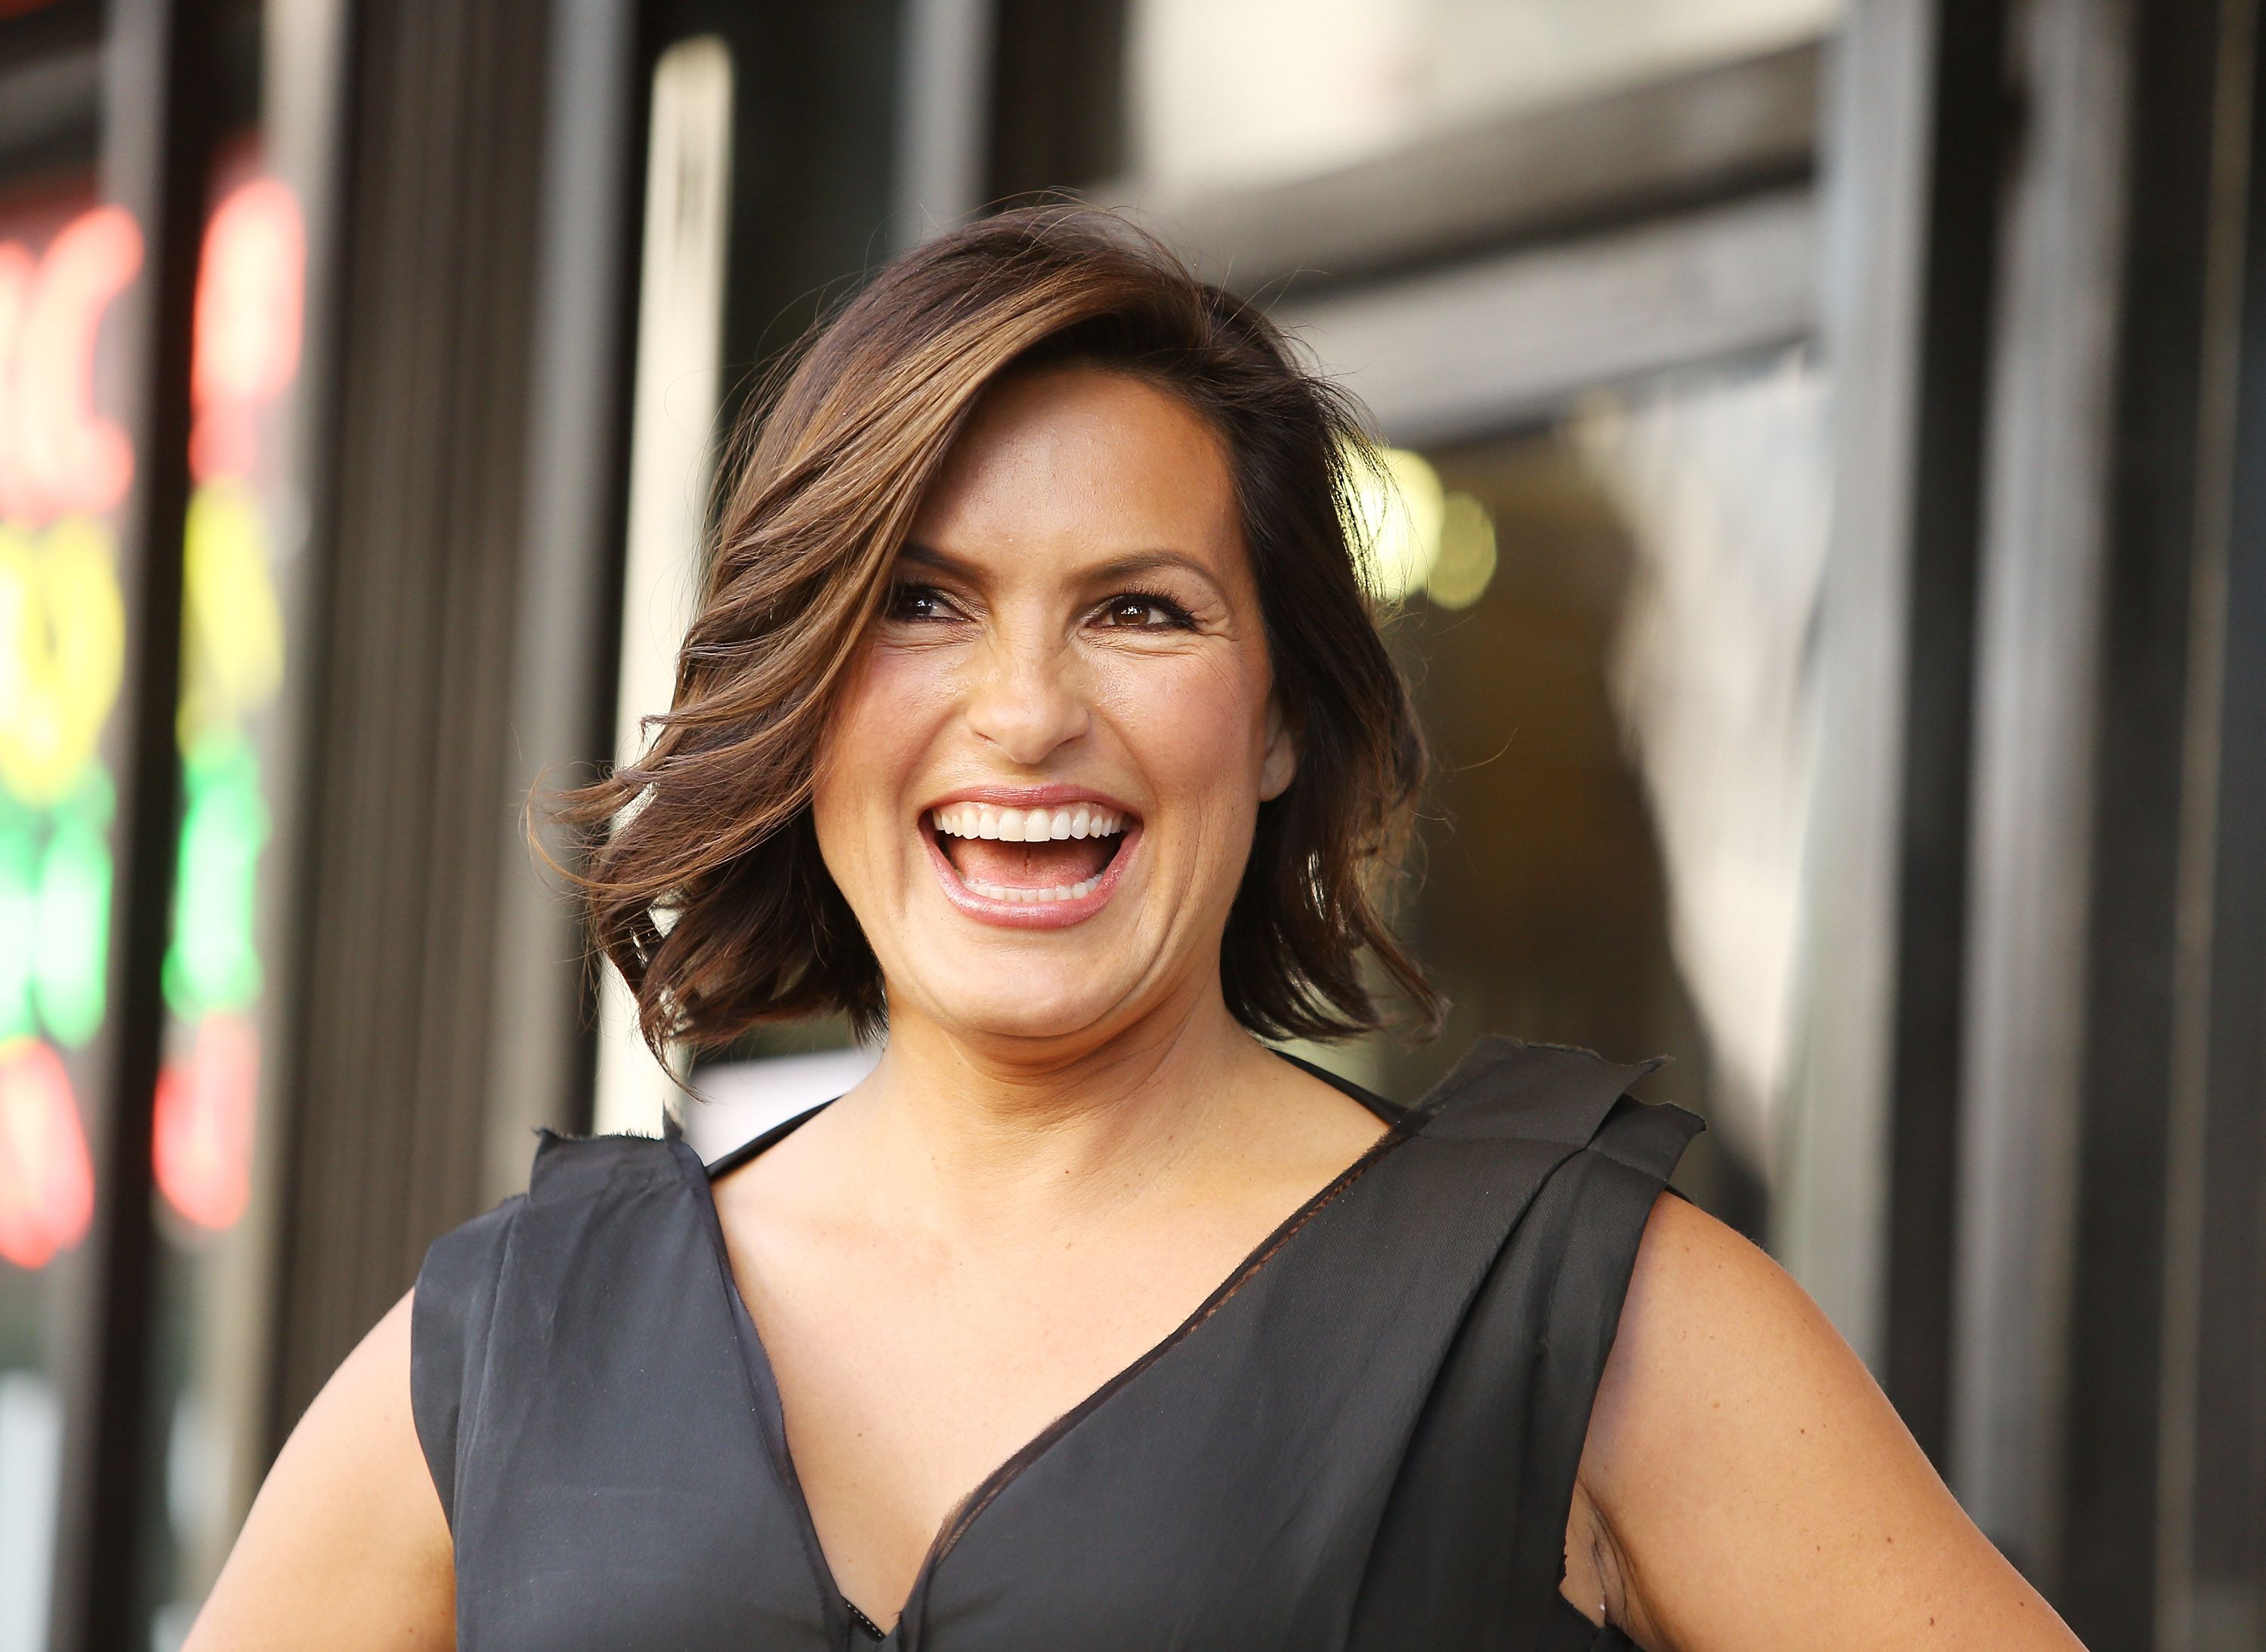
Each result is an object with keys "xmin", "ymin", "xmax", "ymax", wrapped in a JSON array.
[
  {"xmin": 190, "ymin": 178, "xmax": 305, "ymax": 483},
  {"xmin": 153, "ymin": 1011, "xmax": 257, "ymax": 1233},
  {"xmin": 0, "ymin": 1037, "xmax": 94, "ymax": 1269},
  {"xmin": 0, "ymin": 242, "xmax": 33, "ymax": 517},
  {"xmin": 6, "ymin": 207, "xmax": 144, "ymax": 522}
]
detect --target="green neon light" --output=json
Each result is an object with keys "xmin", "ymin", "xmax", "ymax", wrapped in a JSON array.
[
  {"xmin": 0, "ymin": 822, "xmax": 34, "ymax": 1042},
  {"xmin": 36, "ymin": 815, "xmax": 112, "ymax": 1046},
  {"xmin": 164, "ymin": 731, "xmax": 267, "ymax": 1017},
  {"xmin": 33, "ymin": 774, "xmax": 113, "ymax": 1048}
]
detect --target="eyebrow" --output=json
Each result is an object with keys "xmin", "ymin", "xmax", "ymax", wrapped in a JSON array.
[{"xmin": 894, "ymin": 542, "xmax": 1232, "ymax": 601}]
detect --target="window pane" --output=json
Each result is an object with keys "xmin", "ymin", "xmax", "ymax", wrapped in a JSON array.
[
  {"xmin": 1346, "ymin": 348, "xmax": 1829, "ymax": 1238},
  {"xmin": 1130, "ymin": 0, "xmax": 1841, "ymax": 190},
  {"xmin": 146, "ymin": 126, "xmax": 310, "ymax": 1647},
  {"xmin": 0, "ymin": 171, "xmax": 134, "ymax": 1652}
]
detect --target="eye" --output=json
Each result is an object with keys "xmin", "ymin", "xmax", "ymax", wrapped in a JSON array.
[
  {"xmin": 886, "ymin": 582, "xmax": 959, "ymax": 622},
  {"xmin": 1094, "ymin": 591, "xmax": 1194, "ymax": 629}
]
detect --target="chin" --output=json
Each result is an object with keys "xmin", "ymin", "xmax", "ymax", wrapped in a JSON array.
[{"xmin": 918, "ymin": 973, "xmax": 1136, "ymax": 1045}]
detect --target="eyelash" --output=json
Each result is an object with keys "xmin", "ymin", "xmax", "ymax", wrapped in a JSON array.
[
  {"xmin": 1095, "ymin": 588, "xmax": 1196, "ymax": 629},
  {"xmin": 882, "ymin": 583, "xmax": 1197, "ymax": 631},
  {"xmin": 884, "ymin": 582, "xmax": 958, "ymax": 623}
]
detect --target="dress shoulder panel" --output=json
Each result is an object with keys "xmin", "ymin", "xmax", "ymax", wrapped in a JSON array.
[
  {"xmin": 1345, "ymin": 1044, "xmax": 1700, "ymax": 1652},
  {"xmin": 409, "ymin": 1191, "xmax": 522, "ymax": 1530},
  {"xmin": 1409, "ymin": 1036, "xmax": 1664, "ymax": 1147},
  {"xmin": 409, "ymin": 1130, "xmax": 829, "ymax": 1651},
  {"xmin": 409, "ymin": 1131, "xmax": 683, "ymax": 1530}
]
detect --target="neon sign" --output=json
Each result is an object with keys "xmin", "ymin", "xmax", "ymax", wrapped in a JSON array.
[
  {"xmin": 152, "ymin": 1012, "xmax": 255, "ymax": 1232},
  {"xmin": 0, "ymin": 1038, "xmax": 93, "ymax": 1268},
  {"xmin": 0, "ymin": 514, "xmax": 126, "ymax": 807},
  {"xmin": 0, "ymin": 205, "xmax": 141, "ymax": 523},
  {"xmin": 153, "ymin": 172, "xmax": 302, "ymax": 1238},
  {"xmin": 0, "ymin": 170, "xmax": 306, "ymax": 1259},
  {"xmin": 0, "ymin": 197, "xmax": 140, "ymax": 1268},
  {"xmin": 189, "ymin": 179, "xmax": 303, "ymax": 486}
]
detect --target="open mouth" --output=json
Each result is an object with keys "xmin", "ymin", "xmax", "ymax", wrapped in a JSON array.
[{"xmin": 928, "ymin": 801, "xmax": 1134, "ymax": 905}]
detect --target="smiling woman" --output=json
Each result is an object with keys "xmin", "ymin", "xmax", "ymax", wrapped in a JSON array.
[
  {"xmin": 184, "ymin": 208, "xmax": 2085, "ymax": 1652},
  {"xmin": 563, "ymin": 209, "xmax": 1435, "ymax": 1053}
]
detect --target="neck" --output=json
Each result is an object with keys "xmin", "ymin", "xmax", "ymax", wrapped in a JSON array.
[{"xmin": 844, "ymin": 983, "xmax": 1280, "ymax": 1240}]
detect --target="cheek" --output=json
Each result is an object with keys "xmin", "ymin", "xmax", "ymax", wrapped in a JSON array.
[
  {"xmin": 810, "ymin": 649, "xmax": 947, "ymax": 868},
  {"xmin": 1097, "ymin": 648, "xmax": 1275, "ymax": 812}
]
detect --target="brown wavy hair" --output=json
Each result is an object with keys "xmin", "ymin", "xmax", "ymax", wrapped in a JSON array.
[{"xmin": 558, "ymin": 205, "xmax": 1440, "ymax": 1056}]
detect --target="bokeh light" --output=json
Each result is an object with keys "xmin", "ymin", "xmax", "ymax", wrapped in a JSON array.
[
  {"xmin": 164, "ymin": 733, "xmax": 267, "ymax": 1018},
  {"xmin": 190, "ymin": 178, "xmax": 304, "ymax": 484},
  {"xmin": 1425, "ymin": 491, "xmax": 1499, "ymax": 610},
  {"xmin": 153, "ymin": 1012, "xmax": 257, "ymax": 1233},
  {"xmin": 0, "ymin": 1036, "xmax": 93, "ymax": 1269},
  {"xmin": 178, "ymin": 480, "xmax": 282, "ymax": 746},
  {"xmin": 1345, "ymin": 443, "xmax": 1499, "ymax": 610},
  {"xmin": 5, "ymin": 207, "xmax": 142, "ymax": 522},
  {"xmin": 33, "ymin": 777, "xmax": 111, "ymax": 1047},
  {"xmin": 0, "ymin": 516, "xmax": 126, "ymax": 808}
]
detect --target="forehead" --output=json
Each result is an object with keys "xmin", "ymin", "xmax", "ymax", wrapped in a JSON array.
[{"xmin": 912, "ymin": 365, "xmax": 1243, "ymax": 567}]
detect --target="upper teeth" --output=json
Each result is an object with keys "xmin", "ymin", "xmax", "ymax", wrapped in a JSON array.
[{"xmin": 931, "ymin": 803, "xmax": 1127, "ymax": 841}]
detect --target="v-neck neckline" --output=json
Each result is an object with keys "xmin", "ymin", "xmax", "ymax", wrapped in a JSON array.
[{"xmin": 678, "ymin": 1054, "xmax": 1422, "ymax": 1647}]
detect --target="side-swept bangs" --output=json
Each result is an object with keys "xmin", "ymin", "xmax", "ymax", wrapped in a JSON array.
[{"xmin": 560, "ymin": 204, "xmax": 1441, "ymax": 1055}]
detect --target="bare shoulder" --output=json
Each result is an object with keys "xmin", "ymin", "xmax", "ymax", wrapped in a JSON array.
[
  {"xmin": 1570, "ymin": 1194, "xmax": 2084, "ymax": 1651},
  {"xmin": 184, "ymin": 1289, "xmax": 454, "ymax": 1651}
]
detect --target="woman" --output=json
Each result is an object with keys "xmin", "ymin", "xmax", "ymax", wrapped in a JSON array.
[{"xmin": 190, "ymin": 208, "xmax": 2082, "ymax": 1650}]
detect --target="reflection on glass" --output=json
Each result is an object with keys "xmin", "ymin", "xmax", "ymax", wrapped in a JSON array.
[
  {"xmin": 143, "ymin": 149, "xmax": 307, "ymax": 1646},
  {"xmin": 1576, "ymin": 352, "xmax": 1829, "ymax": 1202},
  {"xmin": 1130, "ymin": 0, "xmax": 1842, "ymax": 191},
  {"xmin": 1348, "ymin": 348, "xmax": 1828, "ymax": 1246}
]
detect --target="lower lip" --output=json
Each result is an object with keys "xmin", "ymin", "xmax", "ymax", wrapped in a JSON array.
[{"xmin": 922, "ymin": 821, "xmax": 1140, "ymax": 930}]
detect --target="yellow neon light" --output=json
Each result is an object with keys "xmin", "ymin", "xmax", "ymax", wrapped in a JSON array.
[
  {"xmin": 0, "ymin": 517, "xmax": 125, "ymax": 807},
  {"xmin": 178, "ymin": 480, "xmax": 282, "ymax": 745}
]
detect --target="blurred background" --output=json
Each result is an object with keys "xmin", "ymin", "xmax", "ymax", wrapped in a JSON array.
[{"xmin": 0, "ymin": 0, "xmax": 2257, "ymax": 1646}]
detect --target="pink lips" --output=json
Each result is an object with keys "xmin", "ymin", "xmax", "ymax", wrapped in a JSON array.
[{"xmin": 920, "ymin": 786, "xmax": 1142, "ymax": 930}]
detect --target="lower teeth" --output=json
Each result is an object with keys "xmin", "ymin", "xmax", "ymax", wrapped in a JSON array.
[{"xmin": 965, "ymin": 872, "xmax": 1104, "ymax": 903}]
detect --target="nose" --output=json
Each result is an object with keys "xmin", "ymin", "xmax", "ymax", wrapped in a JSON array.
[{"xmin": 964, "ymin": 628, "xmax": 1089, "ymax": 767}]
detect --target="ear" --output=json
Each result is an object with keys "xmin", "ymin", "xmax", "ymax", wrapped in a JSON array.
[{"xmin": 1258, "ymin": 694, "xmax": 1298, "ymax": 801}]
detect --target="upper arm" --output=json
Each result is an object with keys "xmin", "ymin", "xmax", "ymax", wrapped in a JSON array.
[
  {"xmin": 1573, "ymin": 1194, "xmax": 2083, "ymax": 1652},
  {"xmin": 184, "ymin": 1289, "xmax": 455, "ymax": 1652}
]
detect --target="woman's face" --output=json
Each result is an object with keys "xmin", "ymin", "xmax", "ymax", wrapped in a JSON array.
[{"xmin": 812, "ymin": 365, "xmax": 1295, "ymax": 1048}]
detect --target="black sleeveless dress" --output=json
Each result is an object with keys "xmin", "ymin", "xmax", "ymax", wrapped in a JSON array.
[{"xmin": 412, "ymin": 1036, "xmax": 1699, "ymax": 1651}]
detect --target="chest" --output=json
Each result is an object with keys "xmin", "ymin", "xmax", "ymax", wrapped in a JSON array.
[{"xmin": 726, "ymin": 1195, "xmax": 1312, "ymax": 1621}]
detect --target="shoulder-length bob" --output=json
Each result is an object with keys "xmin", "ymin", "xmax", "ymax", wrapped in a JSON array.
[{"xmin": 562, "ymin": 204, "xmax": 1441, "ymax": 1055}]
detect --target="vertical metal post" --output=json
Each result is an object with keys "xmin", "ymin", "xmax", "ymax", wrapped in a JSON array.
[
  {"xmin": 267, "ymin": 0, "xmax": 558, "ymax": 1443},
  {"xmin": 480, "ymin": 0, "xmax": 640, "ymax": 1203},
  {"xmin": 46, "ymin": 0, "xmax": 216, "ymax": 1644},
  {"xmin": 1952, "ymin": 0, "xmax": 2136, "ymax": 1583},
  {"xmin": 893, "ymin": 0, "xmax": 996, "ymax": 247},
  {"xmin": 2045, "ymin": 0, "xmax": 2258, "ymax": 1639},
  {"xmin": 2153, "ymin": 5, "xmax": 2266, "ymax": 1641},
  {"xmin": 1783, "ymin": 0, "xmax": 1975, "ymax": 1373},
  {"xmin": 1878, "ymin": 0, "xmax": 2014, "ymax": 1468}
]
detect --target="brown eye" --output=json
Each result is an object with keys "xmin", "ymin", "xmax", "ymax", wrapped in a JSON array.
[
  {"xmin": 888, "ymin": 583, "xmax": 952, "ymax": 622},
  {"xmin": 1097, "ymin": 593, "xmax": 1192, "ymax": 628}
]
